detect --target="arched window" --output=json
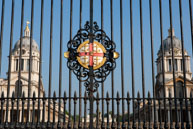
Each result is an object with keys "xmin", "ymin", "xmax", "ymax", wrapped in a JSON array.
[
  {"xmin": 15, "ymin": 80, "xmax": 22, "ymax": 97},
  {"xmin": 176, "ymin": 81, "xmax": 184, "ymax": 98}
]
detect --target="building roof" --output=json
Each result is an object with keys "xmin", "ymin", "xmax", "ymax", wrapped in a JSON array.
[
  {"xmin": 12, "ymin": 21, "xmax": 39, "ymax": 53},
  {"xmin": 158, "ymin": 28, "xmax": 183, "ymax": 54}
]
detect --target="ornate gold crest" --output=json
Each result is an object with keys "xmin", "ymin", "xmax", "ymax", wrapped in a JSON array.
[{"xmin": 77, "ymin": 40, "xmax": 107, "ymax": 70}]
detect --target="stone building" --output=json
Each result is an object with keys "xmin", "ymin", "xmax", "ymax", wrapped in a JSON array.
[
  {"xmin": 131, "ymin": 28, "xmax": 193, "ymax": 122},
  {"xmin": 155, "ymin": 28, "xmax": 193, "ymax": 122},
  {"xmin": 0, "ymin": 22, "xmax": 64, "ymax": 122}
]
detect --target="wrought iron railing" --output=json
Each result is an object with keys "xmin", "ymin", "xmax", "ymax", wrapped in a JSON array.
[{"xmin": 0, "ymin": 0, "xmax": 193, "ymax": 129}]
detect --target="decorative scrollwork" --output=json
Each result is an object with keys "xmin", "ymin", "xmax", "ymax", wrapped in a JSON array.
[{"xmin": 65, "ymin": 21, "xmax": 118, "ymax": 93}]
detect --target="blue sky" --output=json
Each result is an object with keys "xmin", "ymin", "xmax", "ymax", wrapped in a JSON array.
[{"xmin": 0, "ymin": 0, "xmax": 193, "ymax": 98}]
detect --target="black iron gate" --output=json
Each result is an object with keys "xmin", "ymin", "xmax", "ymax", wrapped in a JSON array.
[{"xmin": 0, "ymin": 0, "xmax": 193, "ymax": 129}]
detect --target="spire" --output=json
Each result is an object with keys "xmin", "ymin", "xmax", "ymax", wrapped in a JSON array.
[
  {"xmin": 24, "ymin": 21, "xmax": 30, "ymax": 37},
  {"xmin": 168, "ymin": 28, "xmax": 175, "ymax": 37}
]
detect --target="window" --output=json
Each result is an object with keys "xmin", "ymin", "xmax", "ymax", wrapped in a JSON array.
[
  {"xmin": 16, "ymin": 59, "xmax": 24, "ymax": 71},
  {"xmin": 16, "ymin": 59, "xmax": 18, "ymax": 71},
  {"xmin": 27, "ymin": 59, "xmax": 29, "ymax": 71},
  {"xmin": 176, "ymin": 81, "xmax": 184, "ymax": 98},
  {"xmin": 21, "ymin": 59, "xmax": 24, "ymax": 71},
  {"xmin": 174, "ymin": 59, "xmax": 178, "ymax": 71},
  {"xmin": 169, "ymin": 59, "xmax": 172, "ymax": 72},
  {"xmin": 37, "ymin": 61, "xmax": 38, "ymax": 71},
  {"xmin": 15, "ymin": 80, "xmax": 22, "ymax": 97},
  {"xmin": 181, "ymin": 59, "xmax": 183, "ymax": 71}
]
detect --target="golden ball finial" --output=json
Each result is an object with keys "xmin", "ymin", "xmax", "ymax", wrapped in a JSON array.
[{"xmin": 25, "ymin": 21, "xmax": 30, "ymax": 30}]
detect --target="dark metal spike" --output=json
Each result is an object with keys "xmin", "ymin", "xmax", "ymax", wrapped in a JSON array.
[
  {"xmin": 117, "ymin": 92, "xmax": 120, "ymax": 99},
  {"xmin": 106, "ymin": 92, "xmax": 109, "ymax": 99},
  {"xmin": 22, "ymin": 91, "xmax": 25, "ymax": 98},
  {"xmin": 169, "ymin": 92, "xmax": 172, "ymax": 98},
  {"xmin": 84, "ymin": 91, "xmax": 87, "ymax": 98},
  {"xmin": 127, "ymin": 92, "xmax": 130, "ymax": 98},
  {"xmin": 74, "ymin": 91, "xmax": 77, "ymax": 98},
  {"xmin": 43, "ymin": 91, "xmax": 46, "ymax": 97},
  {"xmin": 137, "ymin": 91, "xmax": 140, "ymax": 99},
  {"xmin": 148, "ymin": 91, "xmax": 151, "ymax": 98},
  {"xmin": 64, "ymin": 91, "xmax": 67, "ymax": 98},
  {"xmin": 32, "ymin": 92, "xmax": 36, "ymax": 101},
  {"xmin": 97, "ymin": 92, "xmax": 99, "ymax": 99},
  {"xmin": 1, "ymin": 91, "xmax": 4, "ymax": 98},
  {"xmin": 53, "ymin": 91, "xmax": 56, "ymax": 98},
  {"xmin": 33, "ymin": 91, "xmax": 36, "ymax": 98},
  {"xmin": 12, "ymin": 91, "xmax": 15, "ymax": 98}
]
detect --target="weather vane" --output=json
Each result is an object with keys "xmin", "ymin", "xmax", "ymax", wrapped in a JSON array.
[{"xmin": 64, "ymin": 21, "xmax": 119, "ymax": 93}]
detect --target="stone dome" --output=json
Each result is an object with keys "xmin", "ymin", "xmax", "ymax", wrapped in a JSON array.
[
  {"xmin": 13, "ymin": 37, "xmax": 39, "ymax": 52},
  {"xmin": 12, "ymin": 22, "xmax": 39, "ymax": 52},
  {"xmin": 159, "ymin": 28, "xmax": 182, "ymax": 52}
]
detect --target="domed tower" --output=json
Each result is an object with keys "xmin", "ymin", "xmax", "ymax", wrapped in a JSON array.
[
  {"xmin": 155, "ymin": 28, "xmax": 193, "ymax": 98},
  {"xmin": 8, "ymin": 21, "xmax": 44, "ymax": 97}
]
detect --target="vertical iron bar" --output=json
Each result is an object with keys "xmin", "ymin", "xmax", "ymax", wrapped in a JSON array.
[
  {"xmin": 168, "ymin": 1, "xmax": 179, "ymax": 128},
  {"xmin": 89, "ymin": 0, "xmax": 94, "ymax": 128},
  {"xmin": 11, "ymin": 92, "xmax": 15, "ymax": 124},
  {"xmin": 0, "ymin": 92, "xmax": 4, "ymax": 127},
  {"xmin": 158, "ymin": 95, "xmax": 162, "ymax": 128},
  {"xmin": 10, "ymin": 92, "xmax": 15, "ymax": 129},
  {"xmin": 189, "ymin": 0, "xmax": 193, "ymax": 55},
  {"xmin": 78, "ymin": 1, "xmax": 82, "ymax": 129},
  {"xmin": 63, "ymin": 92, "xmax": 67, "ymax": 129},
  {"xmin": 0, "ymin": 0, "xmax": 5, "ymax": 74},
  {"xmin": 139, "ymin": 0, "xmax": 146, "ymax": 127},
  {"xmin": 47, "ymin": 0, "xmax": 53, "ymax": 128},
  {"xmin": 84, "ymin": 92, "xmax": 87, "ymax": 129},
  {"xmin": 110, "ymin": 0, "xmax": 115, "ymax": 129},
  {"xmin": 53, "ymin": 92, "xmax": 56, "ymax": 129},
  {"xmin": 169, "ymin": 93, "xmax": 173, "ymax": 129},
  {"xmin": 6, "ymin": 0, "xmax": 14, "ymax": 127},
  {"xmin": 147, "ymin": 92, "xmax": 151, "ymax": 129},
  {"xmin": 178, "ymin": 0, "xmax": 190, "ymax": 128},
  {"xmin": 21, "ymin": 92, "xmax": 25, "ymax": 127},
  {"xmin": 101, "ymin": 1, "xmax": 105, "ymax": 128},
  {"xmin": 37, "ymin": 0, "xmax": 44, "ymax": 128},
  {"xmin": 96, "ymin": 92, "xmax": 100, "ymax": 129},
  {"xmin": 27, "ymin": 0, "xmax": 34, "ymax": 126},
  {"xmin": 158, "ymin": 0, "xmax": 167, "ymax": 128},
  {"xmin": 32, "ymin": 92, "xmax": 36, "ymax": 128},
  {"xmin": 73, "ymin": 92, "xmax": 77, "ymax": 129},
  {"xmin": 16, "ymin": 0, "xmax": 24, "ymax": 128},
  {"xmin": 149, "ymin": 0, "xmax": 157, "ymax": 128},
  {"xmin": 68, "ymin": 0, "xmax": 73, "ymax": 128},
  {"xmin": 101, "ymin": 87, "xmax": 105, "ymax": 129},
  {"xmin": 58, "ymin": 0, "xmax": 63, "ymax": 128},
  {"xmin": 190, "ymin": 93, "xmax": 193, "ymax": 126},
  {"xmin": 179, "ymin": 94, "xmax": 184, "ymax": 129},
  {"xmin": 137, "ymin": 92, "xmax": 141, "ymax": 128},
  {"xmin": 120, "ymin": 0, "xmax": 125, "ymax": 128},
  {"xmin": 116, "ymin": 92, "xmax": 121, "ymax": 129},
  {"xmin": 130, "ymin": 0, "xmax": 136, "ymax": 128},
  {"xmin": 42, "ymin": 92, "xmax": 46, "ymax": 129},
  {"xmin": 106, "ymin": 92, "xmax": 110, "ymax": 129},
  {"xmin": 127, "ymin": 92, "xmax": 130, "ymax": 129}
]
